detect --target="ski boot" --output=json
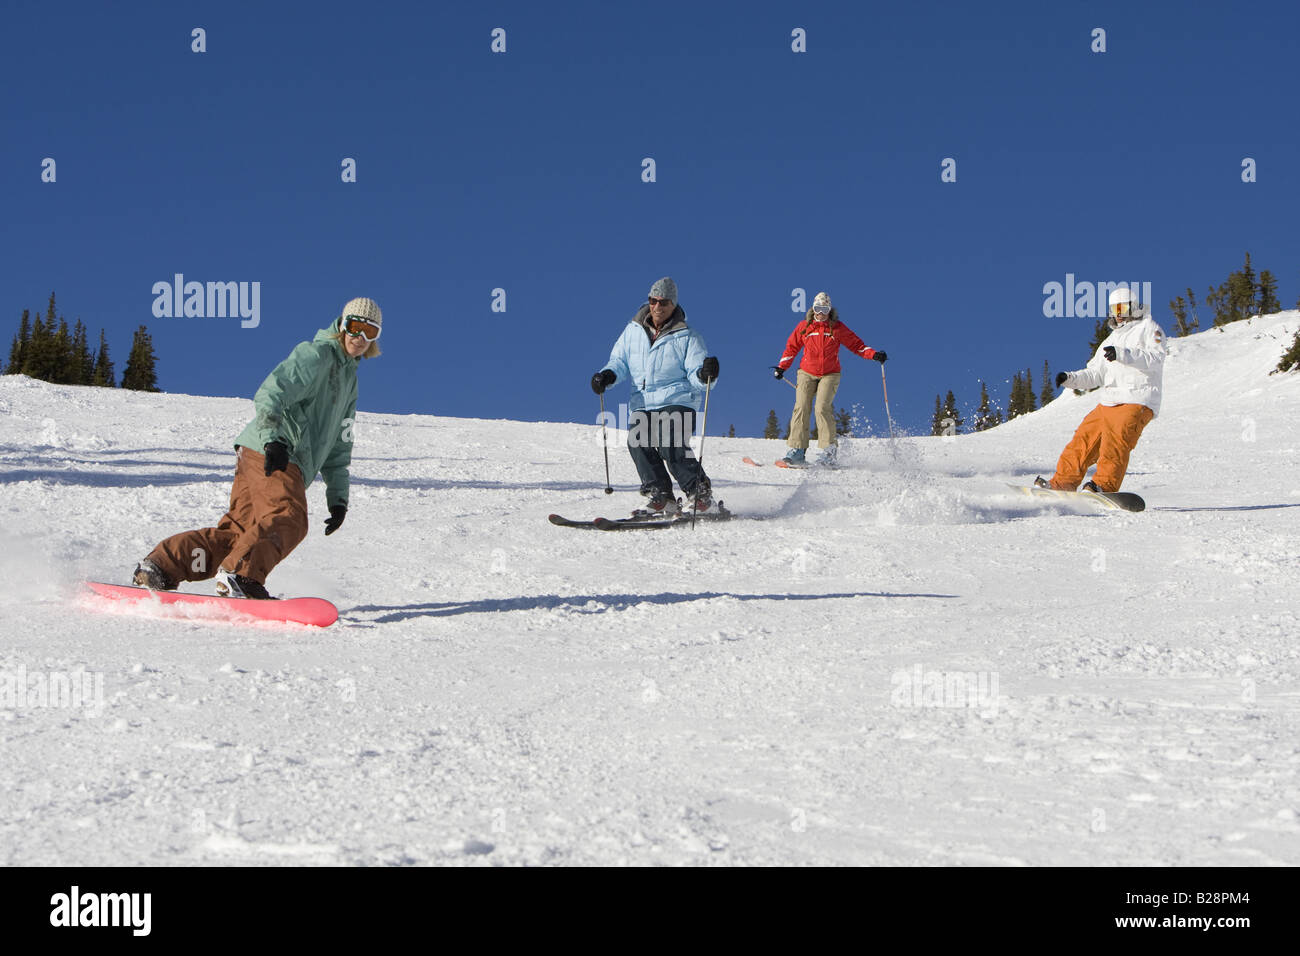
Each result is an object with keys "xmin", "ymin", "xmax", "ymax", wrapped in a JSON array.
[
  {"xmin": 781, "ymin": 448, "xmax": 806, "ymax": 466},
  {"xmin": 214, "ymin": 567, "xmax": 272, "ymax": 600},
  {"xmin": 689, "ymin": 478, "xmax": 715, "ymax": 514},
  {"xmin": 814, "ymin": 445, "xmax": 838, "ymax": 467},
  {"xmin": 1033, "ymin": 476, "xmax": 1050, "ymax": 489},
  {"xmin": 630, "ymin": 488, "xmax": 681, "ymax": 519}
]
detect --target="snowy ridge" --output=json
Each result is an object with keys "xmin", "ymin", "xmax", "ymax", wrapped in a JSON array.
[{"xmin": 1, "ymin": 313, "xmax": 1298, "ymax": 865}]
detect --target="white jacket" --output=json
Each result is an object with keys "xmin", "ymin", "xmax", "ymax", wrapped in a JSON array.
[{"xmin": 1062, "ymin": 315, "xmax": 1166, "ymax": 417}]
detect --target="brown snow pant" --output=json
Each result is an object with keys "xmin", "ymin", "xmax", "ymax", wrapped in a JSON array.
[
  {"xmin": 147, "ymin": 446, "xmax": 309, "ymax": 585},
  {"xmin": 1049, "ymin": 403, "xmax": 1154, "ymax": 493},
  {"xmin": 788, "ymin": 370, "xmax": 841, "ymax": 449}
]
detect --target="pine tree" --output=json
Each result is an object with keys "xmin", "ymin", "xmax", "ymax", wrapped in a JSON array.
[
  {"xmin": 1227, "ymin": 271, "xmax": 1255, "ymax": 322},
  {"xmin": 121, "ymin": 325, "xmax": 160, "ymax": 391},
  {"xmin": 1088, "ymin": 320, "xmax": 1109, "ymax": 355},
  {"xmin": 1276, "ymin": 331, "xmax": 1300, "ymax": 374},
  {"xmin": 1007, "ymin": 372, "xmax": 1024, "ymax": 419},
  {"xmin": 1184, "ymin": 288, "xmax": 1201, "ymax": 333},
  {"xmin": 17, "ymin": 293, "xmax": 68, "ymax": 382},
  {"xmin": 21, "ymin": 315, "xmax": 51, "ymax": 380},
  {"xmin": 727, "ymin": 424, "xmax": 735, "ymax": 438},
  {"xmin": 930, "ymin": 394, "xmax": 944, "ymax": 436},
  {"xmin": 941, "ymin": 390, "xmax": 963, "ymax": 435},
  {"xmin": 1238, "ymin": 252, "xmax": 1257, "ymax": 316},
  {"xmin": 91, "ymin": 329, "xmax": 115, "ymax": 387},
  {"xmin": 1039, "ymin": 360, "xmax": 1053, "ymax": 407},
  {"xmin": 763, "ymin": 409, "xmax": 780, "ymax": 439},
  {"xmin": 1257, "ymin": 270, "xmax": 1280, "ymax": 314},
  {"xmin": 6, "ymin": 310, "xmax": 31, "ymax": 373},
  {"xmin": 1169, "ymin": 295, "xmax": 1192, "ymax": 336},
  {"xmin": 834, "ymin": 406, "xmax": 853, "ymax": 436},
  {"xmin": 973, "ymin": 381, "xmax": 993, "ymax": 432},
  {"xmin": 68, "ymin": 320, "xmax": 93, "ymax": 385},
  {"xmin": 51, "ymin": 318, "xmax": 73, "ymax": 384},
  {"xmin": 41, "ymin": 292, "xmax": 59, "ymax": 378},
  {"xmin": 1023, "ymin": 367, "xmax": 1037, "ymax": 414},
  {"xmin": 1206, "ymin": 282, "xmax": 1230, "ymax": 326}
]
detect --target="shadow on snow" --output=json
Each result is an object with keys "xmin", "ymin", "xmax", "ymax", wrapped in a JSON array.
[
  {"xmin": 346, "ymin": 589, "xmax": 958, "ymax": 623},
  {"xmin": 1152, "ymin": 503, "xmax": 1300, "ymax": 513}
]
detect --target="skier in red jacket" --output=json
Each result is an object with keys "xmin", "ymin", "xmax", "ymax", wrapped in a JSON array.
[{"xmin": 773, "ymin": 292, "xmax": 887, "ymax": 465}]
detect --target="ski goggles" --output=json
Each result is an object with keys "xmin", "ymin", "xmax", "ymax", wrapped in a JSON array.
[
  {"xmin": 341, "ymin": 314, "xmax": 382, "ymax": 341},
  {"xmin": 812, "ymin": 305, "xmax": 831, "ymax": 315},
  {"xmin": 1108, "ymin": 302, "xmax": 1132, "ymax": 318}
]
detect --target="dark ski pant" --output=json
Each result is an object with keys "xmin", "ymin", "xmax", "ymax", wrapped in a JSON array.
[
  {"xmin": 627, "ymin": 405, "xmax": 709, "ymax": 497},
  {"xmin": 147, "ymin": 446, "xmax": 309, "ymax": 585}
]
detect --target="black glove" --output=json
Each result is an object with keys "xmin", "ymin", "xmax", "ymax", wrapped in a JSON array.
[
  {"xmin": 263, "ymin": 441, "xmax": 289, "ymax": 476},
  {"xmin": 591, "ymin": 369, "xmax": 616, "ymax": 394},
  {"xmin": 771, "ymin": 366, "xmax": 785, "ymax": 380},
  {"xmin": 1103, "ymin": 346, "xmax": 1117, "ymax": 362},
  {"xmin": 872, "ymin": 350, "xmax": 888, "ymax": 363},
  {"xmin": 698, "ymin": 356, "xmax": 720, "ymax": 383},
  {"xmin": 1055, "ymin": 371, "xmax": 1068, "ymax": 388},
  {"xmin": 324, "ymin": 504, "xmax": 347, "ymax": 536}
]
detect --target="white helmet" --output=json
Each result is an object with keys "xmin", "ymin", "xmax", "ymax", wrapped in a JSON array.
[{"xmin": 1107, "ymin": 286, "xmax": 1144, "ymax": 324}]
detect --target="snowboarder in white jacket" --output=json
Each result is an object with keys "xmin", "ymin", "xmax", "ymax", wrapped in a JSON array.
[{"xmin": 1040, "ymin": 287, "xmax": 1165, "ymax": 493}]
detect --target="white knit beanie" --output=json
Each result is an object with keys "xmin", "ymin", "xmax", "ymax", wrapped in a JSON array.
[{"xmin": 341, "ymin": 297, "xmax": 382, "ymax": 327}]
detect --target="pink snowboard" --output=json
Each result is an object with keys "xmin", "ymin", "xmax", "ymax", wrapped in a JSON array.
[{"xmin": 85, "ymin": 581, "xmax": 338, "ymax": 627}]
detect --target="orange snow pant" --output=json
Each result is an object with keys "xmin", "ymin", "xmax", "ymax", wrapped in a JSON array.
[
  {"xmin": 1049, "ymin": 403, "xmax": 1154, "ymax": 493},
  {"xmin": 147, "ymin": 446, "xmax": 309, "ymax": 585}
]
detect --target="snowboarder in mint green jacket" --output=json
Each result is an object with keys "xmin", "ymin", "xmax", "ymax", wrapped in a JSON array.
[{"xmin": 132, "ymin": 297, "xmax": 383, "ymax": 599}]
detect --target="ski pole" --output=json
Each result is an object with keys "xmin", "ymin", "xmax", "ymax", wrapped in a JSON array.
[
  {"xmin": 691, "ymin": 378, "xmax": 714, "ymax": 530},
  {"xmin": 599, "ymin": 392, "xmax": 613, "ymax": 494},
  {"xmin": 880, "ymin": 364, "xmax": 896, "ymax": 440},
  {"xmin": 770, "ymin": 366, "xmax": 797, "ymax": 389}
]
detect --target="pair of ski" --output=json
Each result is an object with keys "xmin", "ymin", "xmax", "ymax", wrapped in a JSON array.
[{"xmin": 549, "ymin": 502, "xmax": 733, "ymax": 531}]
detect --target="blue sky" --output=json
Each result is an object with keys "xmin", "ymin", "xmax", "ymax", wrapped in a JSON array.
[{"xmin": 5, "ymin": 0, "xmax": 1299, "ymax": 439}]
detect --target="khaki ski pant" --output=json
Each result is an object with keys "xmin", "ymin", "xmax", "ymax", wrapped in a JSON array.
[
  {"xmin": 1049, "ymin": 403, "xmax": 1154, "ymax": 493},
  {"xmin": 788, "ymin": 370, "xmax": 841, "ymax": 449},
  {"xmin": 147, "ymin": 446, "xmax": 309, "ymax": 585}
]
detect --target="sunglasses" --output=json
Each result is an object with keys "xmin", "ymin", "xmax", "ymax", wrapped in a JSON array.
[
  {"xmin": 342, "ymin": 315, "xmax": 382, "ymax": 341},
  {"xmin": 813, "ymin": 305, "xmax": 831, "ymax": 315},
  {"xmin": 648, "ymin": 296, "xmax": 673, "ymax": 307}
]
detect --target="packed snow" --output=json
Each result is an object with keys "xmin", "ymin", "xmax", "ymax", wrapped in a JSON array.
[{"xmin": 2, "ymin": 313, "xmax": 1299, "ymax": 866}]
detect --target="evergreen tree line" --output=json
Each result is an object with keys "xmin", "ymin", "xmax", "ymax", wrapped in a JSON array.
[
  {"xmin": 1168, "ymin": 250, "xmax": 1300, "ymax": 375},
  {"xmin": 763, "ymin": 406, "xmax": 853, "ymax": 439},
  {"xmin": 4, "ymin": 293, "xmax": 160, "ymax": 391},
  {"xmin": 929, "ymin": 361, "xmax": 1055, "ymax": 436},
  {"xmin": 932, "ymin": 251, "xmax": 1300, "ymax": 435},
  {"xmin": 1168, "ymin": 251, "xmax": 1286, "ymax": 337}
]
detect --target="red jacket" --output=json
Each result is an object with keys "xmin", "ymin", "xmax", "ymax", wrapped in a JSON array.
[{"xmin": 777, "ymin": 309, "xmax": 876, "ymax": 377}]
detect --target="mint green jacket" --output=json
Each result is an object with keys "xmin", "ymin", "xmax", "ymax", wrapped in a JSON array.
[{"xmin": 234, "ymin": 325, "xmax": 357, "ymax": 507}]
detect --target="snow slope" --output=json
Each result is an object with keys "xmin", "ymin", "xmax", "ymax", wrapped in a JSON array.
[{"xmin": 2, "ymin": 313, "xmax": 1299, "ymax": 866}]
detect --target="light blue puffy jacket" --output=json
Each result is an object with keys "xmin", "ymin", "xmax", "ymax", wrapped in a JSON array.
[{"xmin": 603, "ymin": 305, "xmax": 712, "ymax": 412}]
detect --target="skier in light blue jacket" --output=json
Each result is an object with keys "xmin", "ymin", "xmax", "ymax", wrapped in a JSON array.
[{"xmin": 591, "ymin": 277, "xmax": 720, "ymax": 515}]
